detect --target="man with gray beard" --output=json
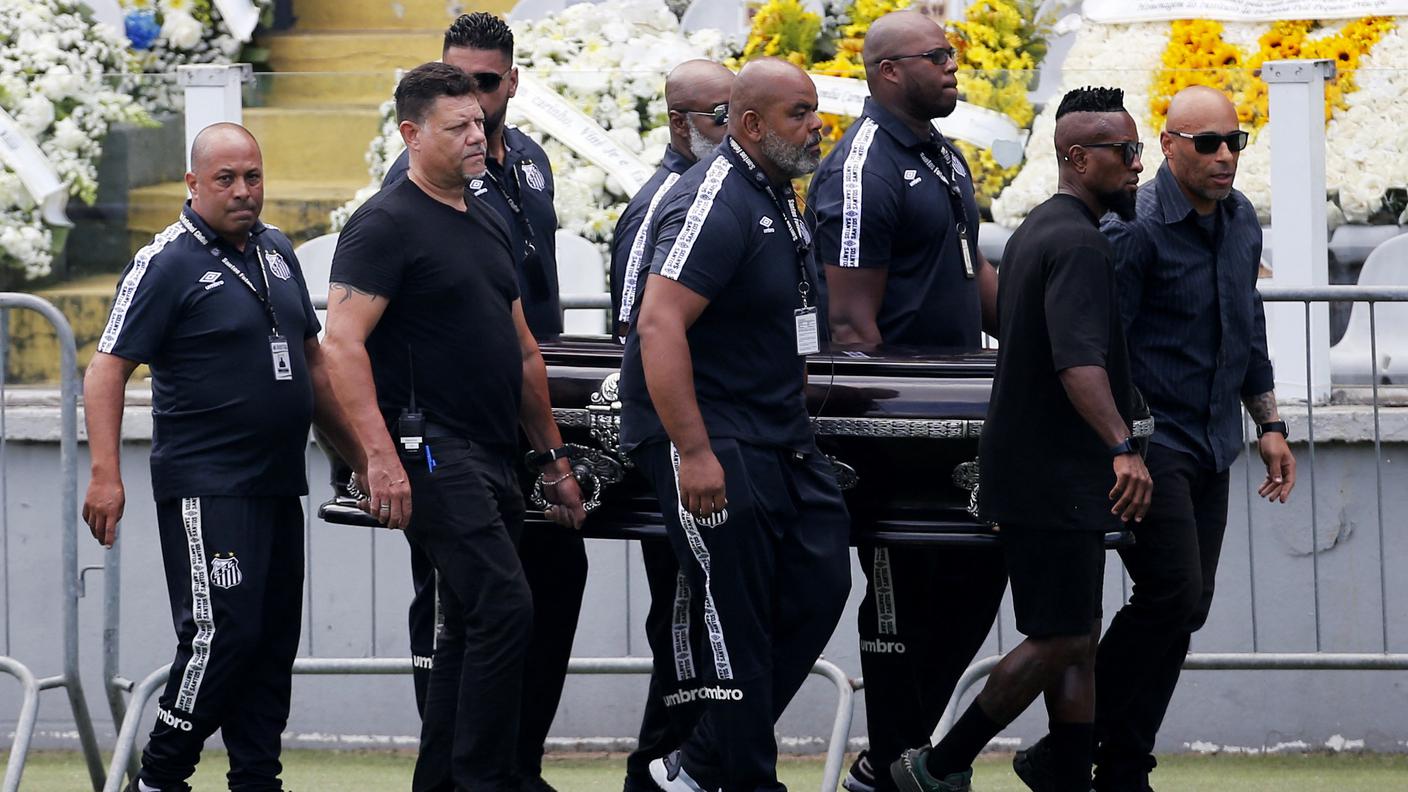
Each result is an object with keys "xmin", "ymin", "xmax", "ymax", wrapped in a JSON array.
[
  {"xmin": 609, "ymin": 58, "xmax": 737, "ymax": 792},
  {"xmin": 617, "ymin": 58, "xmax": 851, "ymax": 792},
  {"xmin": 611, "ymin": 59, "xmax": 735, "ymax": 339}
]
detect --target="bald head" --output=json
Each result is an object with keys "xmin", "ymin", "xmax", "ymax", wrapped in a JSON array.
[
  {"xmin": 185, "ymin": 123, "xmax": 264, "ymax": 247},
  {"xmin": 728, "ymin": 58, "xmax": 822, "ymax": 180},
  {"xmin": 1165, "ymin": 85, "xmax": 1237, "ymax": 133},
  {"xmin": 862, "ymin": 11, "xmax": 958, "ymax": 121},
  {"xmin": 1161, "ymin": 85, "xmax": 1243, "ymax": 212},
  {"xmin": 863, "ymin": 10, "xmax": 940, "ymax": 66},
  {"xmin": 665, "ymin": 60, "xmax": 736, "ymax": 160},
  {"xmin": 190, "ymin": 122, "xmax": 260, "ymax": 176}
]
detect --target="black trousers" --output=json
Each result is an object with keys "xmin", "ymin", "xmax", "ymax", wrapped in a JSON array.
[
  {"xmin": 624, "ymin": 538, "xmax": 706, "ymax": 787},
  {"xmin": 633, "ymin": 439, "xmax": 851, "ymax": 792},
  {"xmin": 1094, "ymin": 443, "xmax": 1229, "ymax": 788},
  {"xmin": 855, "ymin": 544, "xmax": 1006, "ymax": 775},
  {"xmin": 141, "ymin": 496, "xmax": 304, "ymax": 792},
  {"xmin": 405, "ymin": 439, "xmax": 534, "ymax": 792},
  {"xmin": 405, "ymin": 503, "xmax": 587, "ymax": 780}
]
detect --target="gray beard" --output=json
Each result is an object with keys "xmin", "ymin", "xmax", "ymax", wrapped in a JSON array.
[
  {"xmin": 686, "ymin": 121, "xmax": 717, "ymax": 161},
  {"xmin": 761, "ymin": 129, "xmax": 820, "ymax": 179}
]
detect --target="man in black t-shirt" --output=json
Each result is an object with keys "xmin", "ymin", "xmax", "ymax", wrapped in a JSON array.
[
  {"xmin": 381, "ymin": 22, "xmax": 583, "ymax": 783},
  {"xmin": 619, "ymin": 59, "xmax": 851, "ymax": 792},
  {"xmin": 84, "ymin": 123, "xmax": 360, "ymax": 792},
  {"xmin": 807, "ymin": 14, "xmax": 1005, "ymax": 790},
  {"xmin": 607, "ymin": 57, "xmax": 734, "ymax": 792},
  {"xmin": 322, "ymin": 63, "xmax": 585, "ymax": 792},
  {"xmin": 893, "ymin": 88, "xmax": 1152, "ymax": 792}
]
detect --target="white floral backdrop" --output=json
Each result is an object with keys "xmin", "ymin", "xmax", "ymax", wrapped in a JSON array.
[
  {"xmin": 991, "ymin": 18, "xmax": 1408, "ymax": 229},
  {"xmin": 331, "ymin": 0, "xmax": 732, "ymax": 245}
]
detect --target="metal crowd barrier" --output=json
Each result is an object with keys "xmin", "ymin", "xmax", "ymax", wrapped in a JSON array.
[
  {"xmin": 0, "ymin": 294, "xmax": 105, "ymax": 792},
  {"xmin": 935, "ymin": 285, "xmax": 1408, "ymax": 741}
]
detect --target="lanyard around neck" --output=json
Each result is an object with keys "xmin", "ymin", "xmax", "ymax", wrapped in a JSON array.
[
  {"xmin": 726, "ymin": 138, "xmax": 814, "ymax": 307},
  {"xmin": 180, "ymin": 212, "xmax": 281, "ymax": 335}
]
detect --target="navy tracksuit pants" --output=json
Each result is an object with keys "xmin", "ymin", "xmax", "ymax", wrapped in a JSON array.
[
  {"xmin": 633, "ymin": 438, "xmax": 851, "ymax": 792},
  {"xmin": 141, "ymin": 496, "xmax": 304, "ymax": 792},
  {"xmin": 855, "ymin": 544, "xmax": 1007, "ymax": 781},
  {"xmin": 624, "ymin": 538, "xmax": 706, "ymax": 789}
]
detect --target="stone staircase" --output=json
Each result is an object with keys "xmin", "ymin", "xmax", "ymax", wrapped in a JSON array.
[{"xmin": 14, "ymin": 0, "xmax": 513, "ymax": 383}]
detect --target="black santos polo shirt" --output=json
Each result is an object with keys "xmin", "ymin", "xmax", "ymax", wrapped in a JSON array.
[
  {"xmin": 384, "ymin": 125, "xmax": 561, "ymax": 336},
  {"xmin": 610, "ymin": 144, "xmax": 696, "ymax": 331},
  {"xmin": 809, "ymin": 97, "xmax": 982, "ymax": 347},
  {"xmin": 619, "ymin": 138, "xmax": 820, "ymax": 454},
  {"xmin": 98, "ymin": 203, "xmax": 320, "ymax": 500}
]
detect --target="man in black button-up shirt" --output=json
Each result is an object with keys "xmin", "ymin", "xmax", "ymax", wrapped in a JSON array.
[{"xmin": 1094, "ymin": 86, "xmax": 1296, "ymax": 792}]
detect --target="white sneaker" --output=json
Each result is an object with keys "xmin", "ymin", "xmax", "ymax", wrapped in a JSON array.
[{"xmin": 648, "ymin": 751, "xmax": 713, "ymax": 792}]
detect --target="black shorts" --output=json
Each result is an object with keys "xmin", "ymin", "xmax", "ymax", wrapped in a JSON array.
[{"xmin": 1000, "ymin": 524, "xmax": 1105, "ymax": 638}]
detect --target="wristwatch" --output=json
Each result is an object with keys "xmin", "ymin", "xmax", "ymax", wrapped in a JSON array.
[
  {"xmin": 1256, "ymin": 420, "xmax": 1290, "ymax": 440},
  {"xmin": 1109, "ymin": 437, "xmax": 1137, "ymax": 457},
  {"xmin": 527, "ymin": 445, "xmax": 570, "ymax": 468}
]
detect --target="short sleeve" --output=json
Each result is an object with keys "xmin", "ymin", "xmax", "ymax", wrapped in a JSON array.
[
  {"xmin": 1045, "ymin": 245, "xmax": 1116, "ymax": 371},
  {"xmin": 98, "ymin": 250, "xmax": 187, "ymax": 363},
  {"xmin": 812, "ymin": 147, "xmax": 901, "ymax": 270},
  {"xmin": 329, "ymin": 206, "xmax": 406, "ymax": 300},
  {"xmin": 648, "ymin": 174, "xmax": 746, "ymax": 301}
]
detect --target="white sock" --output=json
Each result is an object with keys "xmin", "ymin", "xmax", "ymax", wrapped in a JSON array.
[{"xmin": 137, "ymin": 781, "xmax": 161, "ymax": 792}]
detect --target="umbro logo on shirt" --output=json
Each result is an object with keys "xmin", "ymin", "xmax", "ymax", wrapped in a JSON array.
[
  {"xmin": 759, "ymin": 216, "xmax": 776, "ymax": 234},
  {"xmin": 904, "ymin": 169, "xmax": 922, "ymax": 187},
  {"xmin": 469, "ymin": 178, "xmax": 488, "ymax": 197},
  {"xmin": 199, "ymin": 271, "xmax": 224, "ymax": 290}
]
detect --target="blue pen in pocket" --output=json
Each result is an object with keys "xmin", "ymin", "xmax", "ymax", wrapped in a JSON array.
[{"xmin": 425, "ymin": 443, "xmax": 437, "ymax": 472}]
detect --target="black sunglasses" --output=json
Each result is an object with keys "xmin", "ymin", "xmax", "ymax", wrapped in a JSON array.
[
  {"xmin": 1168, "ymin": 129, "xmax": 1250, "ymax": 154},
  {"xmin": 876, "ymin": 46, "xmax": 957, "ymax": 67},
  {"xmin": 1075, "ymin": 140, "xmax": 1145, "ymax": 166},
  {"xmin": 678, "ymin": 102, "xmax": 729, "ymax": 127},
  {"xmin": 470, "ymin": 66, "xmax": 512, "ymax": 93}
]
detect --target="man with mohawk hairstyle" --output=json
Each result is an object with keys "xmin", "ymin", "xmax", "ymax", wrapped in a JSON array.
[{"xmin": 893, "ymin": 86, "xmax": 1152, "ymax": 792}]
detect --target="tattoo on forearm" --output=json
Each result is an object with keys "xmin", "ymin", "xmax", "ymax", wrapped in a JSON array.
[
  {"xmin": 328, "ymin": 282, "xmax": 382, "ymax": 304},
  {"xmin": 1245, "ymin": 391, "xmax": 1278, "ymax": 423}
]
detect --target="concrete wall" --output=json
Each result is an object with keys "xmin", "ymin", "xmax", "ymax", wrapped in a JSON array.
[{"xmin": 1, "ymin": 407, "xmax": 1406, "ymax": 757}]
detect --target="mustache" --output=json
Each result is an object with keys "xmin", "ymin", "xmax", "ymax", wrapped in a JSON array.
[
  {"xmin": 465, "ymin": 144, "xmax": 486, "ymax": 158},
  {"xmin": 806, "ymin": 132, "xmax": 822, "ymax": 147}
]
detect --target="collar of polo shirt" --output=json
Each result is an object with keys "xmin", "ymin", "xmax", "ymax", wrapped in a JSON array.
[{"xmin": 1153, "ymin": 161, "xmax": 1243, "ymax": 226}]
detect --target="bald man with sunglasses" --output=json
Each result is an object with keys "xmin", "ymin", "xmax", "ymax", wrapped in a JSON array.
[{"xmin": 1076, "ymin": 85, "xmax": 1296, "ymax": 792}]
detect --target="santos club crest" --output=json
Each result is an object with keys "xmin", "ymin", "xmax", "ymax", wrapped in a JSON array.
[
  {"xmin": 521, "ymin": 161, "xmax": 547, "ymax": 192},
  {"xmin": 210, "ymin": 553, "xmax": 243, "ymax": 589},
  {"xmin": 265, "ymin": 249, "xmax": 292, "ymax": 280}
]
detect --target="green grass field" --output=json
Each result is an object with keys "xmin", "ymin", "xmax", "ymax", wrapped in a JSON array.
[{"xmin": 5, "ymin": 750, "xmax": 1407, "ymax": 791}]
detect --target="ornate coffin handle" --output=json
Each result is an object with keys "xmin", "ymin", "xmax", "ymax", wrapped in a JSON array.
[
  {"xmin": 586, "ymin": 371, "xmax": 630, "ymax": 465},
  {"xmin": 529, "ymin": 442, "xmax": 627, "ymax": 514}
]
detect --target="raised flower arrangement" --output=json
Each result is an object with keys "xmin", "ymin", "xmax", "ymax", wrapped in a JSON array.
[
  {"xmin": 991, "ymin": 16, "xmax": 1407, "ymax": 229},
  {"xmin": 1, "ymin": 0, "xmax": 149, "ymax": 283},
  {"xmin": 121, "ymin": 0, "xmax": 273, "ymax": 112},
  {"xmin": 331, "ymin": 0, "xmax": 732, "ymax": 249}
]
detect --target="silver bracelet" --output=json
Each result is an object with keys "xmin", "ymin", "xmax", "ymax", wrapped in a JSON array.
[{"xmin": 541, "ymin": 471, "xmax": 573, "ymax": 487}]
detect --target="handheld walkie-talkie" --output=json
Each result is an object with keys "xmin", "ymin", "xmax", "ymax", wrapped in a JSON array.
[{"xmin": 397, "ymin": 346, "xmax": 424, "ymax": 461}]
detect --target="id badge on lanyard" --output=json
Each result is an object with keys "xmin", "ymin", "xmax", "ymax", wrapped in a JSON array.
[
  {"xmin": 269, "ymin": 335, "xmax": 293, "ymax": 381},
  {"xmin": 923, "ymin": 145, "xmax": 977, "ymax": 279},
  {"xmin": 795, "ymin": 307, "xmax": 820, "ymax": 356}
]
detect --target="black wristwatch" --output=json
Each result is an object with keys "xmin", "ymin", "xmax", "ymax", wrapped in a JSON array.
[
  {"xmin": 527, "ymin": 445, "xmax": 570, "ymax": 468},
  {"xmin": 1109, "ymin": 437, "xmax": 1137, "ymax": 457},
  {"xmin": 1256, "ymin": 420, "xmax": 1289, "ymax": 440}
]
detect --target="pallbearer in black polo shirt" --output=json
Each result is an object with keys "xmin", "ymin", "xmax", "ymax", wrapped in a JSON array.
[
  {"xmin": 83, "ymin": 123, "xmax": 360, "ymax": 792},
  {"xmin": 619, "ymin": 59, "xmax": 852, "ymax": 792},
  {"xmin": 893, "ymin": 88, "xmax": 1152, "ymax": 792},
  {"xmin": 808, "ymin": 13, "xmax": 1005, "ymax": 791},
  {"xmin": 607, "ymin": 58, "xmax": 735, "ymax": 792},
  {"xmin": 1091, "ymin": 86, "xmax": 1295, "ymax": 792},
  {"xmin": 323, "ymin": 63, "xmax": 585, "ymax": 792},
  {"xmin": 611, "ymin": 59, "xmax": 734, "ymax": 339}
]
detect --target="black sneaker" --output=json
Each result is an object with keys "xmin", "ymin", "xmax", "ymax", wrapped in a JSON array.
[
  {"xmin": 843, "ymin": 749, "xmax": 887, "ymax": 792},
  {"xmin": 890, "ymin": 748, "xmax": 973, "ymax": 792},
  {"xmin": 1013, "ymin": 735, "xmax": 1057, "ymax": 791}
]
